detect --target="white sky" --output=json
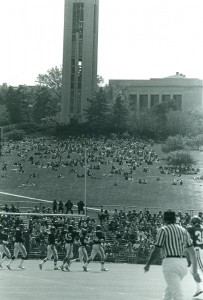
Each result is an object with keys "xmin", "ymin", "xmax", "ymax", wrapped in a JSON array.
[{"xmin": 0, "ymin": 0, "xmax": 203, "ymax": 86}]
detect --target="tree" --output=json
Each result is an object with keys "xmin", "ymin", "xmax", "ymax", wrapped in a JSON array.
[
  {"xmin": 84, "ymin": 88, "xmax": 110, "ymax": 133},
  {"xmin": 5, "ymin": 86, "xmax": 23, "ymax": 124},
  {"xmin": 166, "ymin": 151, "xmax": 196, "ymax": 170},
  {"xmin": 152, "ymin": 99, "xmax": 178, "ymax": 117},
  {"xmin": 165, "ymin": 111, "xmax": 193, "ymax": 136},
  {"xmin": 97, "ymin": 75, "xmax": 105, "ymax": 86},
  {"xmin": 127, "ymin": 110, "xmax": 157, "ymax": 138},
  {"xmin": 0, "ymin": 83, "xmax": 8, "ymax": 105},
  {"xmin": 32, "ymin": 86, "xmax": 54, "ymax": 123},
  {"xmin": 32, "ymin": 86, "xmax": 57, "ymax": 123},
  {"xmin": 111, "ymin": 92, "xmax": 129, "ymax": 134},
  {"xmin": 0, "ymin": 105, "xmax": 10, "ymax": 125},
  {"xmin": 162, "ymin": 135, "xmax": 185, "ymax": 153},
  {"xmin": 187, "ymin": 108, "xmax": 203, "ymax": 135},
  {"xmin": 6, "ymin": 129, "xmax": 25, "ymax": 141},
  {"xmin": 185, "ymin": 135, "xmax": 203, "ymax": 150},
  {"xmin": 152, "ymin": 99, "xmax": 178, "ymax": 138},
  {"xmin": 36, "ymin": 66, "xmax": 62, "ymax": 100}
]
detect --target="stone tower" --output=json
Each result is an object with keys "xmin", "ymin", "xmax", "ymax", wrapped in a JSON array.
[{"xmin": 61, "ymin": 0, "xmax": 99, "ymax": 124}]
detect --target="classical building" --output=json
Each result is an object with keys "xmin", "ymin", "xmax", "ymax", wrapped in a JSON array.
[
  {"xmin": 61, "ymin": 0, "xmax": 99, "ymax": 124},
  {"xmin": 109, "ymin": 73, "xmax": 203, "ymax": 111}
]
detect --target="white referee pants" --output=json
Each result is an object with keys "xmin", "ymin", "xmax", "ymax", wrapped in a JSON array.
[{"xmin": 162, "ymin": 257, "xmax": 187, "ymax": 300}]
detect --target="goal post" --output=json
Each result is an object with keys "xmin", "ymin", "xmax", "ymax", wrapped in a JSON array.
[{"xmin": 0, "ymin": 127, "xmax": 3, "ymax": 157}]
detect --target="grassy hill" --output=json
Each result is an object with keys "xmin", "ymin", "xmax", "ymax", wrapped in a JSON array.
[{"xmin": 0, "ymin": 138, "xmax": 203, "ymax": 215}]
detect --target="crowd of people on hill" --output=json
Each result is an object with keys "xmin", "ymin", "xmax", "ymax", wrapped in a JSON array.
[
  {"xmin": 0, "ymin": 135, "xmax": 201, "ymax": 220},
  {"xmin": 2, "ymin": 136, "xmax": 200, "ymax": 187}
]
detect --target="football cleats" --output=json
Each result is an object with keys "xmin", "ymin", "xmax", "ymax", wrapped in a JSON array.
[{"xmin": 191, "ymin": 216, "xmax": 201, "ymax": 226}]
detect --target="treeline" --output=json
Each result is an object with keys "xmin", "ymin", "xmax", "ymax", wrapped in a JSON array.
[{"xmin": 0, "ymin": 66, "xmax": 203, "ymax": 140}]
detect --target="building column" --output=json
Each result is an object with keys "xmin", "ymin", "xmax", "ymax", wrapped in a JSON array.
[
  {"xmin": 148, "ymin": 94, "xmax": 151, "ymax": 109},
  {"xmin": 137, "ymin": 93, "xmax": 140, "ymax": 111}
]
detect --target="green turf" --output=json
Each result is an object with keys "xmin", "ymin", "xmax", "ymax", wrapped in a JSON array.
[{"xmin": 0, "ymin": 141, "xmax": 203, "ymax": 214}]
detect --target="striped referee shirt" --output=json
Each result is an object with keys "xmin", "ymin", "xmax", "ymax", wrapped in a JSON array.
[{"xmin": 155, "ymin": 223, "xmax": 193, "ymax": 257}]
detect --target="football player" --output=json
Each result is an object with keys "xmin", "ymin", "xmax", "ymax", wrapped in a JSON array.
[
  {"xmin": 7, "ymin": 224, "xmax": 27, "ymax": 270},
  {"xmin": 83, "ymin": 224, "xmax": 108, "ymax": 272},
  {"xmin": 60, "ymin": 225, "xmax": 78, "ymax": 271},
  {"xmin": 78, "ymin": 228, "xmax": 89, "ymax": 266},
  {"xmin": 187, "ymin": 215, "xmax": 203, "ymax": 297},
  {"xmin": 39, "ymin": 226, "xmax": 59, "ymax": 270},
  {"xmin": 0, "ymin": 226, "xmax": 11, "ymax": 267}
]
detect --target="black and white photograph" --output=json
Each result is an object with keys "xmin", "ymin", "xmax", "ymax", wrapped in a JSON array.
[{"xmin": 0, "ymin": 0, "xmax": 203, "ymax": 299}]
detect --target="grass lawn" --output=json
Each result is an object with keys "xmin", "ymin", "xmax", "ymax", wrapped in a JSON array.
[{"xmin": 0, "ymin": 139, "xmax": 203, "ymax": 215}]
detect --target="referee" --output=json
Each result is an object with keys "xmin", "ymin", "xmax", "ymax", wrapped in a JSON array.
[{"xmin": 144, "ymin": 210, "xmax": 200, "ymax": 300}]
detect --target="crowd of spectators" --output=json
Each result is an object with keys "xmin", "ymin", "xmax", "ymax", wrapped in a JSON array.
[
  {"xmin": 0, "ymin": 202, "xmax": 201, "ymax": 263},
  {"xmin": 0, "ymin": 136, "xmax": 165, "ymax": 186},
  {"xmin": 1, "ymin": 136, "xmax": 201, "ymax": 199}
]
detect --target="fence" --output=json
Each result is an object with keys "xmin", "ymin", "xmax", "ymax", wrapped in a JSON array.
[{"xmin": 0, "ymin": 200, "xmax": 201, "ymax": 217}]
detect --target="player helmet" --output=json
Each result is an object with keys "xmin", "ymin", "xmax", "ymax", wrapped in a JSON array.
[
  {"xmin": 191, "ymin": 216, "xmax": 201, "ymax": 226},
  {"xmin": 68, "ymin": 225, "xmax": 73, "ymax": 232},
  {"xmin": 96, "ymin": 225, "xmax": 101, "ymax": 231},
  {"xmin": 50, "ymin": 226, "xmax": 56, "ymax": 232}
]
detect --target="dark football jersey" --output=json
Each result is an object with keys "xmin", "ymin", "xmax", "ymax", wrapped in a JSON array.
[
  {"xmin": 93, "ymin": 230, "xmax": 105, "ymax": 244},
  {"xmin": 0, "ymin": 232, "xmax": 4, "ymax": 244},
  {"xmin": 15, "ymin": 229, "xmax": 24, "ymax": 243},
  {"xmin": 79, "ymin": 235, "xmax": 88, "ymax": 247},
  {"xmin": 187, "ymin": 225, "xmax": 203, "ymax": 249},
  {"xmin": 48, "ymin": 233, "xmax": 56, "ymax": 245},
  {"xmin": 65, "ymin": 231, "xmax": 77, "ymax": 244},
  {"xmin": 2, "ymin": 233, "xmax": 8, "ymax": 242}
]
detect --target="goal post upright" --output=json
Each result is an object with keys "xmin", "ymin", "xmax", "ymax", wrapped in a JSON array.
[
  {"xmin": 84, "ymin": 146, "xmax": 87, "ymax": 215},
  {"xmin": 0, "ymin": 127, "xmax": 3, "ymax": 158}
]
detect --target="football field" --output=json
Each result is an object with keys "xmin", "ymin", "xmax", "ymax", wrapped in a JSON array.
[{"xmin": 0, "ymin": 260, "xmax": 201, "ymax": 300}]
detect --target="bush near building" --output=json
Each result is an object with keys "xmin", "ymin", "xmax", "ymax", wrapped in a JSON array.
[
  {"xmin": 162, "ymin": 135, "xmax": 185, "ymax": 153},
  {"xmin": 166, "ymin": 150, "xmax": 196, "ymax": 172}
]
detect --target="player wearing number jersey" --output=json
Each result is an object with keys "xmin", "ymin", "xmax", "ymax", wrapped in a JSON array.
[
  {"xmin": 7, "ymin": 224, "xmax": 27, "ymax": 270},
  {"xmin": 0, "ymin": 226, "xmax": 11, "ymax": 268},
  {"xmin": 78, "ymin": 228, "xmax": 89, "ymax": 265},
  {"xmin": 187, "ymin": 216, "xmax": 203, "ymax": 297},
  {"xmin": 83, "ymin": 225, "xmax": 108, "ymax": 272},
  {"xmin": 39, "ymin": 226, "xmax": 59, "ymax": 270},
  {"xmin": 60, "ymin": 225, "xmax": 78, "ymax": 271}
]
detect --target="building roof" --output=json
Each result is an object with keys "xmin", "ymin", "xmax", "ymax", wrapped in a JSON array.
[{"xmin": 164, "ymin": 72, "xmax": 186, "ymax": 79}]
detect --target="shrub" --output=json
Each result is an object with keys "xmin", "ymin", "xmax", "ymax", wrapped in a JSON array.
[
  {"xmin": 5, "ymin": 129, "xmax": 25, "ymax": 141},
  {"xmin": 162, "ymin": 135, "xmax": 185, "ymax": 153},
  {"xmin": 166, "ymin": 151, "xmax": 196, "ymax": 169}
]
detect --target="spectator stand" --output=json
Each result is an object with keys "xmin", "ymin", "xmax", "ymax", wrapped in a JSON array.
[{"xmin": 0, "ymin": 201, "xmax": 201, "ymax": 265}]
